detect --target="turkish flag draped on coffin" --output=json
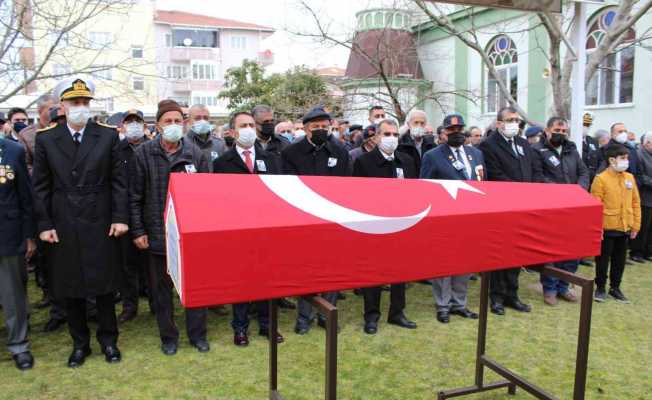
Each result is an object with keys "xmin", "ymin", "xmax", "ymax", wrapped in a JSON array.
[{"xmin": 165, "ymin": 174, "xmax": 602, "ymax": 307}]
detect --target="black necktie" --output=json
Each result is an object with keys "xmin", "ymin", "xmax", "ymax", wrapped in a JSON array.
[
  {"xmin": 508, "ymin": 139, "xmax": 518, "ymax": 157},
  {"xmin": 73, "ymin": 132, "xmax": 81, "ymax": 146}
]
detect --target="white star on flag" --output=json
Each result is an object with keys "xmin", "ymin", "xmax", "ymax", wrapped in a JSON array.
[{"xmin": 423, "ymin": 179, "xmax": 485, "ymax": 199}]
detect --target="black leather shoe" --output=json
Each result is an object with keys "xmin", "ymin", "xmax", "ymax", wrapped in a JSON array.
[
  {"xmin": 161, "ymin": 342, "xmax": 177, "ymax": 356},
  {"xmin": 278, "ymin": 298, "xmax": 296, "ymax": 309},
  {"xmin": 13, "ymin": 352, "xmax": 34, "ymax": 370},
  {"xmin": 102, "ymin": 345, "xmax": 122, "ymax": 363},
  {"xmin": 259, "ymin": 329, "xmax": 284, "ymax": 343},
  {"xmin": 294, "ymin": 325, "xmax": 310, "ymax": 335},
  {"xmin": 387, "ymin": 315, "xmax": 417, "ymax": 329},
  {"xmin": 118, "ymin": 309, "xmax": 137, "ymax": 323},
  {"xmin": 43, "ymin": 318, "xmax": 66, "ymax": 333},
  {"xmin": 67, "ymin": 347, "xmax": 91, "ymax": 368},
  {"xmin": 504, "ymin": 299, "xmax": 531, "ymax": 313},
  {"xmin": 234, "ymin": 332, "xmax": 249, "ymax": 347},
  {"xmin": 490, "ymin": 303, "xmax": 505, "ymax": 315},
  {"xmin": 436, "ymin": 311, "xmax": 450, "ymax": 323},
  {"xmin": 630, "ymin": 255, "xmax": 645, "ymax": 264},
  {"xmin": 450, "ymin": 308, "xmax": 479, "ymax": 319},
  {"xmin": 364, "ymin": 321, "xmax": 378, "ymax": 335},
  {"xmin": 353, "ymin": 289, "xmax": 362, "ymax": 296},
  {"xmin": 191, "ymin": 339, "xmax": 210, "ymax": 353}
]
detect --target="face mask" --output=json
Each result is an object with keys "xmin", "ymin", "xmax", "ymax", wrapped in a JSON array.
[
  {"xmin": 281, "ymin": 132, "xmax": 294, "ymax": 142},
  {"xmin": 582, "ymin": 126, "xmax": 590, "ymax": 137},
  {"xmin": 162, "ymin": 124, "xmax": 183, "ymax": 143},
  {"xmin": 447, "ymin": 132, "xmax": 465, "ymax": 147},
  {"xmin": 411, "ymin": 127, "xmax": 425, "ymax": 138},
  {"xmin": 373, "ymin": 117, "xmax": 384, "ymax": 125},
  {"xmin": 310, "ymin": 128, "xmax": 328, "ymax": 146},
  {"xmin": 237, "ymin": 127, "xmax": 257, "ymax": 148},
  {"xmin": 614, "ymin": 132, "xmax": 628, "ymax": 144},
  {"xmin": 67, "ymin": 105, "xmax": 91, "ymax": 126},
  {"xmin": 295, "ymin": 129, "xmax": 305, "ymax": 139},
  {"xmin": 125, "ymin": 122, "xmax": 144, "ymax": 141},
  {"xmin": 192, "ymin": 120, "xmax": 211, "ymax": 135},
  {"xmin": 628, "ymin": 140, "xmax": 638, "ymax": 147},
  {"xmin": 612, "ymin": 159, "xmax": 629, "ymax": 172},
  {"xmin": 550, "ymin": 133, "xmax": 567, "ymax": 148},
  {"xmin": 260, "ymin": 122, "xmax": 275, "ymax": 139},
  {"xmin": 502, "ymin": 122, "xmax": 520, "ymax": 138},
  {"xmin": 331, "ymin": 129, "xmax": 340, "ymax": 139},
  {"xmin": 224, "ymin": 136, "xmax": 235, "ymax": 147},
  {"xmin": 13, "ymin": 121, "xmax": 27, "ymax": 133},
  {"xmin": 378, "ymin": 135, "xmax": 398, "ymax": 155}
]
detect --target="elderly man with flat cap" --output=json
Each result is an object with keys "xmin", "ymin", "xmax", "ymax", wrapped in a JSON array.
[
  {"xmin": 32, "ymin": 77, "xmax": 128, "ymax": 368},
  {"xmin": 281, "ymin": 106, "xmax": 351, "ymax": 335}
]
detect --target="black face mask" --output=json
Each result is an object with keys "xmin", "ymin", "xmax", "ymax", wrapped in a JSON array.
[
  {"xmin": 13, "ymin": 121, "xmax": 27, "ymax": 133},
  {"xmin": 550, "ymin": 133, "xmax": 567, "ymax": 148},
  {"xmin": 447, "ymin": 132, "xmax": 466, "ymax": 148},
  {"xmin": 260, "ymin": 122, "xmax": 275, "ymax": 139},
  {"xmin": 310, "ymin": 129, "xmax": 328, "ymax": 146},
  {"xmin": 224, "ymin": 136, "xmax": 235, "ymax": 147}
]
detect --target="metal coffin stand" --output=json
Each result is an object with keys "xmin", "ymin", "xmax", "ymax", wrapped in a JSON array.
[
  {"xmin": 269, "ymin": 296, "xmax": 338, "ymax": 400},
  {"xmin": 438, "ymin": 266, "xmax": 594, "ymax": 400}
]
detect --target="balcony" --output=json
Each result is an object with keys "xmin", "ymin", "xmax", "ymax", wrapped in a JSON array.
[
  {"xmin": 171, "ymin": 80, "xmax": 221, "ymax": 93},
  {"xmin": 169, "ymin": 47, "xmax": 219, "ymax": 62}
]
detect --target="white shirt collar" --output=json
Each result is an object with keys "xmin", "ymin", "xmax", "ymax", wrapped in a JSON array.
[
  {"xmin": 236, "ymin": 144, "xmax": 255, "ymax": 159},
  {"xmin": 380, "ymin": 149, "xmax": 394, "ymax": 160},
  {"xmin": 449, "ymin": 145, "xmax": 466, "ymax": 156},
  {"xmin": 67, "ymin": 123, "xmax": 86, "ymax": 138}
]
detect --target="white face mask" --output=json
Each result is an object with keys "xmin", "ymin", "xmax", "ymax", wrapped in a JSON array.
[
  {"xmin": 612, "ymin": 159, "xmax": 629, "ymax": 172},
  {"xmin": 379, "ymin": 135, "xmax": 398, "ymax": 155},
  {"xmin": 237, "ymin": 127, "xmax": 257, "ymax": 148},
  {"xmin": 373, "ymin": 117, "xmax": 384, "ymax": 125},
  {"xmin": 614, "ymin": 132, "xmax": 628, "ymax": 144},
  {"xmin": 411, "ymin": 126, "xmax": 425, "ymax": 138},
  {"xmin": 192, "ymin": 119, "xmax": 211, "ymax": 135},
  {"xmin": 502, "ymin": 122, "xmax": 520, "ymax": 138},
  {"xmin": 162, "ymin": 124, "xmax": 183, "ymax": 143},
  {"xmin": 582, "ymin": 126, "xmax": 590, "ymax": 137},
  {"xmin": 67, "ymin": 105, "xmax": 91, "ymax": 126},
  {"xmin": 125, "ymin": 122, "xmax": 144, "ymax": 141},
  {"xmin": 294, "ymin": 129, "xmax": 305, "ymax": 139}
]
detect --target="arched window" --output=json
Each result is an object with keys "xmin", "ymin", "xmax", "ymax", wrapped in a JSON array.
[
  {"xmin": 485, "ymin": 35, "xmax": 518, "ymax": 113},
  {"xmin": 365, "ymin": 13, "xmax": 372, "ymax": 29},
  {"xmin": 374, "ymin": 12, "xmax": 383, "ymax": 27},
  {"xmin": 586, "ymin": 8, "xmax": 636, "ymax": 106}
]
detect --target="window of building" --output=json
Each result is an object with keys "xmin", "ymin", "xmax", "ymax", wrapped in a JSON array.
[
  {"xmin": 585, "ymin": 8, "xmax": 636, "ymax": 106},
  {"xmin": 167, "ymin": 64, "xmax": 189, "ymax": 80},
  {"xmin": 170, "ymin": 96, "xmax": 189, "ymax": 106},
  {"xmin": 485, "ymin": 35, "xmax": 518, "ymax": 114},
  {"xmin": 172, "ymin": 29, "xmax": 219, "ymax": 48},
  {"xmin": 132, "ymin": 76, "xmax": 144, "ymax": 91},
  {"xmin": 131, "ymin": 47, "xmax": 144, "ymax": 59},
  {"xmin": 192, "ymin": 95, "xmax": 219, "ymax": 106},
  {"xmin": 91, "ymin": 67, "xmax": 112, "ymax": 81},
  {"xmin": 231, "ymin": 36, "xmax": 247, "ymax": 50},
  {"xmin": 191, "ymin": 62, "xmax": 217, "ymax": 80},
  {"xmin": 88, "ymin": 32, "xmax": 112, "ymax": 49}
]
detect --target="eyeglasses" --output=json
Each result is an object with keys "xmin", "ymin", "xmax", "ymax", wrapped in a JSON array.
[
  {"xmin": 503, "ymin": 118, "xmax": 521, "ymax": 124},
  {"xmin": 382, "ymin": 132, "xmax": 400, "ymax": 137}
]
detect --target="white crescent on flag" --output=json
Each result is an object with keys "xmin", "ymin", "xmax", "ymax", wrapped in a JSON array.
[{"xmin": 258, "ymin": 175, "xmax": 484, "ymax": 235}]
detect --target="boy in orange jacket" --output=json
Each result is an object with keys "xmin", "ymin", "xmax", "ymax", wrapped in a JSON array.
[{"xmin": 590, "ymin": 144, "xmax": 641, "ymax": 303}]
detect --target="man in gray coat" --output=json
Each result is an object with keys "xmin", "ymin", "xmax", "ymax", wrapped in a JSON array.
[{"xmin": 185, "ymin": 104, "xmax": 226, "ymax": 171}]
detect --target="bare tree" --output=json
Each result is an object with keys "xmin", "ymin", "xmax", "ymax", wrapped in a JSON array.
[
  {"xmin": 413, "ymin": 0, "xmax": 652, "ymax": 121},
  {"xmin": 0, "ymin": 0, "xmax": 150, "ymax": 104},
  {"xmin": 289, "ymin": 0, "xmax": 477, "ymax": 123}
]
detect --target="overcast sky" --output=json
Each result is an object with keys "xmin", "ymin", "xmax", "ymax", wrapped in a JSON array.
[{"xmin": 156, "ymin": 0, "xmax": 390, "ymax": 73}]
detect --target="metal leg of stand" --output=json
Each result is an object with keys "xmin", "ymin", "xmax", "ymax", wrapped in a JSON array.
[
  {"xmin": 439, "ymin": 267, "xmax": 594, "ymax": 400},
  {"xmin": 268, "ymin": 296, "xmax": 338, "ymax": 400}
]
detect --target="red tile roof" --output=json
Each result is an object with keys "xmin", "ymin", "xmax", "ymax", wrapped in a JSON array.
[{"xmin": 155, "ymin": 10, "xmax": 274, "ymax": 32}]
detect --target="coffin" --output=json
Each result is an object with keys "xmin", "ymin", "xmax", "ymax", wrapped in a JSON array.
[{"xmin": 165, "ymin": 173, "xmax": 602, "ymax": 307}]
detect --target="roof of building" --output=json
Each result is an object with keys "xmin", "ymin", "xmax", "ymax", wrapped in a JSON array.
[
  {"xmin": 154, "ymin": 10, "xmax": 275, "ymax": 32},
  {"xmin": 315, "ymin": 67, "xmax": 346, "ymax": 77},
  {"xmin": 345, "ymin": 30, "xmax": 423, "ymax": 80}
]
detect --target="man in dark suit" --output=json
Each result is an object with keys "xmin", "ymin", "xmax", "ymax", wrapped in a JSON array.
[
  {"xmin": 421, "ymin": 114, "xmax": 483, "ymax": 324},
  {"xmin": 32, "ymin": 77, "xmax": 128, "ymax": 367},
  {"xmin": 0, "ymin": 136, "xmax": 35, "ymax": 370},
  {"xmin": 353, "ymin": 119, "xmax": 417, "ymax": 334},
  {"xmin": 252, "ymin": 104, "xmax": 290, "ymax": 157},
  {"xmin": 281, "ymin": 106, "xmax": 351, "ymax": 334},
  {"xmin": 213, "ymin": 111, "xmax": 284, "ymax": 346},
  {"xmin": 478, "ymin": 106, "xmax": 543, "ymax": 316}
]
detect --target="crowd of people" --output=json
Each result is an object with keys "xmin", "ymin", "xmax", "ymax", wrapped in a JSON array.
[{"xmin": 0, "ymin": 76, "xmax": 645, "ymax": 372}]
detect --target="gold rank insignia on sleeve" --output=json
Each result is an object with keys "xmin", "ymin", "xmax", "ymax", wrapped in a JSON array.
[
  {"xmin": 36, "ymin": 125, "xmax": 55, "ymax": 134},
  {"xmin": 96, "ymin": 121, "xmax": 117, "ymax": 129}
]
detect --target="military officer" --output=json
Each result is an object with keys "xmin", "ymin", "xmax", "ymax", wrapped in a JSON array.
[
  {"xmin": 353, "ymin": 119, "xmax": 418, "ymax": 334},
  {"xmin": 420, "ymin": 114, "xmax": 483, "ymax": 323},
  {"xmin": 32, "ymin": 77, "xmax": 128, "ymax": 367},
  {"xmin": 281, "ymin": 106, "xmax": 351, "ymax": 334}
]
